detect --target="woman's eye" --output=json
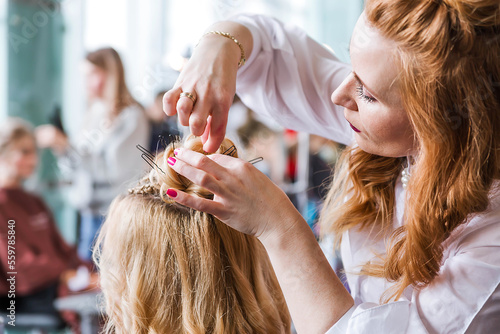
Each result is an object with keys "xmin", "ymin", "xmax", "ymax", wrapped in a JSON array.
[{"xmin": 356, "ymin": 83, "xmax": 377, "ymax": 103}]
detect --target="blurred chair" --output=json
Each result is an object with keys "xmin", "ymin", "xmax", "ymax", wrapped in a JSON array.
[
  {"xmin": 0, "ymin": 312, "xmax": 64, "ymax": 334},
  {"xmin": 55, "ymin": 292, "xmax": 101, "ymax": 334}
]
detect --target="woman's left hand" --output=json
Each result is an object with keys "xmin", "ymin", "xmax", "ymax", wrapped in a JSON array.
[{"xmin": 166, "ymin": 148, "xmax": 303, "ymax": 241}]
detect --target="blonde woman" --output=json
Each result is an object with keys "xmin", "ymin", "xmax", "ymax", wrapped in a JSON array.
[
  {"xmin": 37, "ymin": 47, "xmax": 150, "ymax": 262},
  {"xmin": 94, "ymin": 135, "xmax": 291, "ymax": 333},
  {"xmin": 162, "ymin": 0, "xmax": 500, "ymax": 333}
]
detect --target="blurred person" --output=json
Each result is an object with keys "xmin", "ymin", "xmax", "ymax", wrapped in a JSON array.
[
  {"xmin": 36, "ymin": 47, "xmax": 150, "ymax": 263},
  {"xmin": 94, "ymin": 135, "xmax": 291, "ymax": 333},
  {"xmin": 0, "ymin": 118, "xmax": 83, "ymax": 325}
]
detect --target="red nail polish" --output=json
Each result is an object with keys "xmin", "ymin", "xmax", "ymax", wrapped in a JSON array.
[
  {"xmin": 174, "ymin": 148, "xmax": 180, "ymax": 155},
  {"xmin": 167, "ymin": 157, "xmax": 176, "ymax": 166},
  {"xmin": 166, "ymin": 189, "xmax": 177, "ymax": 198}
]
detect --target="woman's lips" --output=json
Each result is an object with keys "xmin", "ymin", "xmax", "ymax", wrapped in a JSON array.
[{"xmin": 349, "ymin": 122, "xmax": 361, "ymax": 133}]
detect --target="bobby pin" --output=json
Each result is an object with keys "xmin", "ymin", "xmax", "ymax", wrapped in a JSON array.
[
  {"xmin": 155, "ymin": 134, "xmax": 167, "ymax": 154},
  {"xmin": 221, "ymin": 144, "xmax": 262, "ymax": 165},
  {"xmin": 155, "ymin": 134, "xmax": 181, "ymax": 155},
  {"xmin": 136, "ymin": 144, "xmax": 166, "ymax": 174},
  {"xmin": 248, "ymin": 157, "xmax": 264, "ymax": 165},
  {"xmin": 222, "ymin": 145, "xmax": 237, "ymax": 157}
]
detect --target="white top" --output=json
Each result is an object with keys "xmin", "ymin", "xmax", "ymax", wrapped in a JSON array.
[
  {"xmin": 232, "ymin": 14, "xmax": 500, "ymax": 334},
  {"xmin": 59, "ymin": 102, "xmax": 150, "ymax": 213}
]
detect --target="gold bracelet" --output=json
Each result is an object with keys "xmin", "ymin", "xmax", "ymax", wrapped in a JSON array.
[{"xmin": 200, "ymin": 30, "xmax": 246, "ymax": 68}]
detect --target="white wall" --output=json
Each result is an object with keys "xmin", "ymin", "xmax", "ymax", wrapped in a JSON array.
[{"xmin": 61, "ymin": 0, "xmax": 86, "ymax": 138}]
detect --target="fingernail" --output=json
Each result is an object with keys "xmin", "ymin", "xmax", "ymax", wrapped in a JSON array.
[
  {"xmin": 166, "ymin": 188, "xmax": 177, "ymax": 198},
  {"xmin": 174, "ymin": 148, "xmax": 180, "ymax": 155},
  {"xmin": 167, "ymin": 157, "xmax": 176, "ymax": 166}
]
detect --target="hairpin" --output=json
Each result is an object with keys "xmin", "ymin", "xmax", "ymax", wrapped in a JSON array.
[
  {"xmin": 136, "ymin": 144, "xmax": 166, "ymax": 174},
  {"xmin": 222, "ymin": 145, "xmax": 237, "ymax": 157},
  {"xmin": 248, "ymin": 157, "xmax": 264, "ymax": 165},
  {"xmin": 221, "ymin": 144, "xmax": 262, "ymax": 165},
  {"xmin": 155, "ymin": 134, "xmax": 181, "ymax": 155},
  {"xmin": 155, "ymin": 135, "xmax": 167, "ymax": 154},
  {"xmin": 139, "ymin": 138, "xmax": 262, "ymax": 177}
]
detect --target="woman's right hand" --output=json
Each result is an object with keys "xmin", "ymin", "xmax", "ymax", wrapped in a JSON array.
[{"xmin": 162, "ymin": 22, "xmax": 253, "ymax": 153}]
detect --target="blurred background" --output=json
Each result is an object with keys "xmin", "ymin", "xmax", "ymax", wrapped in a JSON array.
[{"xmin": 0, "ymin": 0, "xmax": 362, "ymax": 332}]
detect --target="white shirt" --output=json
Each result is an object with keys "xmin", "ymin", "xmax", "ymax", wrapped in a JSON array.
[
  {"xmin": 59, "ymin": 102, "xmax": 150, "ymax": 213},
  {"xmin": 232, "ymin": 14, "xmax": 500, "ymax": 334}
]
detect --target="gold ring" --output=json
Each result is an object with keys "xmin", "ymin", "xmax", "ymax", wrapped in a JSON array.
[{"xmin": 179, "ymin": 92, "xmax": 196, "ymax": 104}]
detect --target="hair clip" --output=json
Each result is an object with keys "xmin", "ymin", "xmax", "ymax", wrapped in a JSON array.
[
  {"xmin": 248, "ymin": 157, "xmax": 264, "ymax": 165},
  {"xmin": 222, "ymin": 145, "xmax": 237, "ymax": 157},
  {"xmin": 221, "ymin": 144, "xmax": 262, "ymax": 165},
  {"xmin": 155, "ymin": 134, "xmax": 181, "ymax": 155},
  {"xmin": 156, "ymin": 134, "xmax": 168, "ymax": 153},
  {"xmin": 136, "ymin": 144, "xmax": 166, "ymax": 174}
]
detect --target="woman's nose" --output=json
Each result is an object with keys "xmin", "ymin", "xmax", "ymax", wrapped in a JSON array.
[{"xmin": 331, "ymin": 73, "xmax": 358, "ymax": 111}]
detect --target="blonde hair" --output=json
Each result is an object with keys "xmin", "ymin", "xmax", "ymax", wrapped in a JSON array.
[
  {"xmin": 86, "ymin": 47, "xmax": 139, "ymax": 117},
  {"xmin": 321, "ymin": 0, "xmax": 500, "ymax": 302},
  {"xmin": 94, "ymin": 135, "xmax": 291, "ymax": 333},
  {"xmin": 0, "ymin": 118, "xmax": 35, "ymax": 157}
]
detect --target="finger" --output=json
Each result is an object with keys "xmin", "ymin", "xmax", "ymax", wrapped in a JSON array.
[
  {"xmin": 166, "ymin": 188, "xmax": 225, "ymax": 217},
  {"xmin": 176, "ymin": 96, "xmax": 193, "ymax": 127},
  {"xmin": 200, "ymin": 115, "xmax": 212, "ymax": 146},
  {"xmin": 207, "ymin": 154, "xmax": 254, "ymax": 178},
  {"xmin": 189, "ymin": 96, "xmax": 210, "ymax": 137},
  {"xmin": 163, "ymin": 87, "xmax": 182, "ymax": 116},
  {"xmin": 173, "ymin": 149, "xmax": 228, "ymax": 181},
  {"xmin": 167, "ymin": 156, "xmax": 226, "ymax": 198},
  {"xmin": 203, "ymin": 108, "xmax": 228, "ymax": 153}
]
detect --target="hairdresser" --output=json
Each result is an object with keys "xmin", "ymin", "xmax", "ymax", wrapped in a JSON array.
[{"xmin": 163, "ymin": 1, "xmax": 500, "ymax": 333}]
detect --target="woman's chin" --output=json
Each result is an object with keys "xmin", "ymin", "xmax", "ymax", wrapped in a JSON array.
[{"xmin": 355, "ymin": 138, "xmax": 410, "ymax": 158}]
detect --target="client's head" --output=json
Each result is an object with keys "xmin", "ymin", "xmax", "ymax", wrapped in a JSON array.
[
  {"xmin": 94, "ymin": 135, "xmax": 291, "ymax": 333},
  {"xmin": 0, "ymin": 118, "xmax": 38, "ymax": 185}
]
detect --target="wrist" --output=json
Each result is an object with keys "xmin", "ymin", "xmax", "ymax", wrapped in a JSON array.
[
  {"xmin": 196, "ymin": 33, "xmax": 242, "ymax": 69},
  {"xmin": 258, "ymin": 204, "xmax": 307, "ymax": 250},
  {"xmin": 199, "ymin": 31, "xmax": 246, "ymax": 68},
  {"xmin": 195, "ymin": 21, "xmax": 253, "ymax": 69}
]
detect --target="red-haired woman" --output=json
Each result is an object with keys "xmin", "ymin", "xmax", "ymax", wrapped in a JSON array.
[{"xmin": 163, "ymin": 1, "xmax": 500, "ymax": 333}]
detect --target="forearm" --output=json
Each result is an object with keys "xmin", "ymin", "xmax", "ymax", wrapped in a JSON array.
[{"xmin": 260, "ymin": 211, "xmax": 354, "ymax": 334}]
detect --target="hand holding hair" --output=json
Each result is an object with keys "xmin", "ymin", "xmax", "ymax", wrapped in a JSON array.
[{"xmin": 166, "ymin": 145, "xmax": 303, "ymax": 241}]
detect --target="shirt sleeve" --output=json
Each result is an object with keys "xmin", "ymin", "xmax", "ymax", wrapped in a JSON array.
[
  {"xmin": 232, "ymin": 14, "xmax": 354, "ymax": 145},
  {"xmin": 326, "ymin": 218, "xmax": 500, "ymax": 334}
]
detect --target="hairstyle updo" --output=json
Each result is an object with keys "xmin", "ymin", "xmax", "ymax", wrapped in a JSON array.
[
  {"xmin": 95, "ymin": 135, "xmax": 291, "ymax": 334},
  {"xmin": 129, "ymin": 134, "xmax": 235, "ymax": 201}
]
